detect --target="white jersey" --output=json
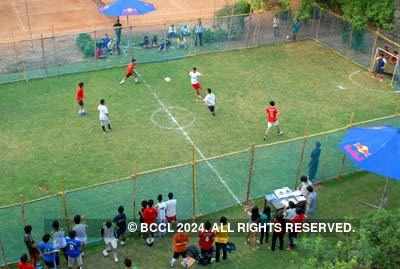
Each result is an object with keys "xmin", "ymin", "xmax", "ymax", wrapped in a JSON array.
[
  {"xmin": 156, "ymin": 201, "xmax": 167, "ymax": 222},
  {"xmin": 204, "ymin": 93, "xmax": 216, "ymax": 106},
  {"xmin": 166, "ymin": 199, "xmax": 177, "ymax": 217},
  {"xmin": 189, "ymin": 71, "xmax": 201, "ymax": 84},
  {"xmin": 97, "ymin": 104, "xmax": 109, "ymax": 121}
]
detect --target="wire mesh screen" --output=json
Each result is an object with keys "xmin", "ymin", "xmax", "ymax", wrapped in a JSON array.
[
  {"xmin": 0, "ymin": 115, "xmax": 399, "ymax": 265},
  {"xmin": 0, "ymin": 11, "xmax": 316, "ymax": 85}
]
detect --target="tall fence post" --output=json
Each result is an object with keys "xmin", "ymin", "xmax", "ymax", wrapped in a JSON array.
[
  {"xmin": 40, "ymin": 34, "xmax": 47, "ymax": 75},
  {"xmin": 368, "ymin": 32, "xmax": 379, "ymax": 72},
  {"xmin": 338, "ymin": 112, "xmax": 355, "ymax": 179},
  {"xmin": 131, "ymin": 166, "xmax": 138, "ymax": 221},
  {"xmin": 0, "ymin": 240, "xmax": 10, "ymax": 269},
  {"xmin": 94, "ymin": 30, "xmax": 97, "ymax": 62},
  {"xmin": 20, "ymin": 194, "xmax": 27, "ymax": 227},
  {"xmin": 294, "ymin": 128, "xmax": 309, "ymax": 188},
  {"xmin": 59, "ymin": 180, "xmax": 70, "ymax": 230},
  {"xmin": 192, "ymin": 145, "xmax": 197, "ymax": 219},
  {"xmin": 245, "ymin": 144, "xmax": 256, "ymax": 204}
]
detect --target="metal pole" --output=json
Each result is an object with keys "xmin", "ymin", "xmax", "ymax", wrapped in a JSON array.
[
  {"xmin": 40, "ymin": 34, "xmax": 47, "ymax": 75},
  {"xmin": 379, "ymin": 177, "xmax": 390, "ymax": 209},
  {"xmin": 23, "ymin": 0, "xmax": 33, "ymax": 48},
  {"xmin": 369, "ymin": 32, "xmax": 379, "ymax": 72},
  {"xmin": 131, "ymin": 167, "xmax": 138, "ymax": 222},
  {"xmin": 245, "ymin": 145, "xmax": 256, "ymax": 204},
  {"xmin": 20, "ymin": 194, "xmax": 27, "ymax": 226},
  {"xmin": 59, "ymin": 179, "xmax": 70, "ymax": 230},
  {"xmin": 338, "ymin": 112, "xmax": 355, "ymax": 179},
  {"xmin": 295, "ymin": 128, "xmax": 308, "ymax": 188},
  {"xmin": 192, "ymin": 145, "xmax": 197, "ymax": 219},
  {"xmin": 51, "ymin": 25, "xmax": 59, "ymax": 76}
]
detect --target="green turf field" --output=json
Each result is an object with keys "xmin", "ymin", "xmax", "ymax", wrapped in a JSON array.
[{"xmin": 1, "ymin": 40, "xmax": 398, "ymax": 205}]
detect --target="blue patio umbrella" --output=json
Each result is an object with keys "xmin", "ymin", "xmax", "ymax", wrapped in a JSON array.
[
  {"xmin": 339, "ymin": 126, "xmax": 400, "ymax": 207},
  {"xmin": 100, "ymin": 0, "xmax": 156, "ymax": 17}
]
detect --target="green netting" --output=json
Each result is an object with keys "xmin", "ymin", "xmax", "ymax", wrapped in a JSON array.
[
  {"xmin": 0, "ymin": 12, "xmax": 318, "ymax": 84},
  {"xmin": 1, "ymin": 115, "xmax": 400, "ymax": 265}
]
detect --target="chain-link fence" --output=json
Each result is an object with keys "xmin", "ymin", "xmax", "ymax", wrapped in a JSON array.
[
  {"xmin": 1, "ymin": 113, "xmax": 400, "ymax": 265},
  {"xmin": 0, "ymin": 10, "xmax": 317, "ymax": 84}
]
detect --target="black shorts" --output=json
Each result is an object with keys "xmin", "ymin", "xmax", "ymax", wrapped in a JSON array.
[
  {"xmin": 173, "ymin": 251, "xmax": 187, "ymax": 259},
  {"xmin": 208, "ymin": 106, "xmax": 215, "ymax": 113},
  {"xmin": 78, "ymin": 100, "xmax": 84, "ymax": 106}
]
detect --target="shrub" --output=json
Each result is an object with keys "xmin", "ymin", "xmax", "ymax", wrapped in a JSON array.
[
  {"xmin": 216, "ymin": 0, "xmax": 251, "ymax": 16},
  {"xmin": 76, "ymin": 33, "xmax": 95, "ymax": 58}
]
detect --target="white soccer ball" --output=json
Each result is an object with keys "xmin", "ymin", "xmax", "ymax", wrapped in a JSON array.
[{"xmin": 164, "ymin": 77, "xmax": 171, "ymax": 82}]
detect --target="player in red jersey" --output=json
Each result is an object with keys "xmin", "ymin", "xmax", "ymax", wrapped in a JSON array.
[
  {"xmin": 120, "ymin": 58, "xmax": 138, "ymax": 85},
  {"xmin": 264, "ymin": 100, "xmax": 283, "ymax": 140},
  {"xmin": 189, "ymin": 67, "xmax": 202, "ymax": 97},
  {"xmin": 75, "ymin": 82, "xmax": 86, "ymax": 115}
]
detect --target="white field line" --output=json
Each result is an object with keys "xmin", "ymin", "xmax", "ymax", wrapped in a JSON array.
[
  {"xmin": 348, "ymin": 70, "xmax": 397, "ymax": 95},
  {"xmin": 136, "ymin": 72, "xmax": 242, "ymax": 204}
]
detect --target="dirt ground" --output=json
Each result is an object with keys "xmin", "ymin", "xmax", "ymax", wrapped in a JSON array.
[{"xmin": 0, "ymin": 0, "xmax": 233, "ymax": 42}]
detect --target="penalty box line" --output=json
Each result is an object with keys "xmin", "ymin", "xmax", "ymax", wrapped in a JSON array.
[{"xmin": 135, "ymin": 72, "xmax": 241, "ymax": 205}]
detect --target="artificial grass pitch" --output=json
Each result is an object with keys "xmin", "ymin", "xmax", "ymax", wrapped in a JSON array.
[{"xmin": 0, "ymin": 40, "xmax": 397, "ymax": 205}]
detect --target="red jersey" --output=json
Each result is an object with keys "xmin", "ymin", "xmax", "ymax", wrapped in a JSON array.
[
  {"xmin": 265, "ymin": 106, "xmax": 279, "ymax": 123},
  {"xmin": 127, "ymin": 63, "xmax": 136, "ymax": 75},
  {"xmin": 143, "ymin": 207, "xmax": 157, "ymax": 224},
  {"xmin": 291, "ymin": 213, "xmax": 305, "ymax": 224},
  {"xmin": 173, "ymin": 232, "xmax": 189, "ymax": 253},
  {"xmin": 75, "ymin": 87, "xmax": 85, "ymax": 102},
  {"xmin": 198, "ymin": 230, "xmax": 215, "ymax": 250},
  {"xmin": 18, "ymin": 262, "xmax": 35, "ymax": 269}
]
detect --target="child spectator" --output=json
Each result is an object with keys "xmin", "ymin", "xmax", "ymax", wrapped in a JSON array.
[
  {"xmin": 259, "ymin": 206, "xmax": 271, "ymax": 244},
  {"xmin": 271, "ymin": 213, "xmax": 286, "ymax": 251},
  {"xmin": 38, "ymin": 233, "xmax": 59, "ymax": 268},
  {"xmin": 306, "ymin": 186, "xmax": 317, "ymax": 218},
  {"xmin": 65, "ymin": 230, "xmax": 83, "ymax": 269},
  {"xmin": 51, "ymin": 220, "xmax": 67, "ymax": 261},
  {"xmin": 113, "ymin": 206, "xmax": 127, "ymax": 245},
  {"xmin": 23, "ymin": 225, "xmax": 39, "ymax": 267},
  {"xmin": 155, "ymin": 194, "xmax": 167, "ymax": 237},
  {"xmin": 166, "ymin": 192, "xmax": 177, "ymax": 223},
  {"xmin": 288, "ymin": 207, "xmax": 306, "ymax": 250},
  {"xmin": 17, "ymin": 254, "xmax": 35, "ymax": 269},
  {"xmin": 198, "ymin": 220, "xmax": 215, "ymax": 265},
  {"xmin": 72, "ymin": 215, "xmax": 88, "ymax": 256},
  {"xmin": 101, "ymin": 220, "xmax": 119, "ymax": 263},
  {"xmin": 215, "ymin": 216, "xmax": 229, "ymax": 262},
  {"xmin": 284, "ymin": 201, "xmax": 297, "ymax": 220},
  {"xmin": 170, "ymin": 231, "xmax": 189, "ymax": 268}
]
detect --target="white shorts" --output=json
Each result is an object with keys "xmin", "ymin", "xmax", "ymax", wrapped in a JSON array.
[
  {"xmin": 104, "ymin": 238, "xmax": 118, "ymax": 249},
  {"xmin": 100, "ymin": 119, "xmax": 111, "ymax": 126},
  {"xmin": 267, "ymin": 120, "xmax": 279, "ymax": 128},
  {"xmin": 68, "ymin": 255, "xmax": 83, "ymax": 267}
]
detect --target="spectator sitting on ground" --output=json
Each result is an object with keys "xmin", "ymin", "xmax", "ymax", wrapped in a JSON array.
[
  {"xmin": 151, "ymin": 35, "xmax": 158, "ymax": 47},
  {"xmin": 141, "ymin": 36, "xmax": 150, "ymax": 48},
  {"xmin": 167, "ymin": 24, "xmax": 178, "ymax": 39},
  {"xmin": 159, "ymin": 39, "xmax": 171, "ymax": 52},
  {"xmin": 102, "ymin": 34, "xmax": 111, "ymax": 50},
  {"xmin": 96, "ymin": 43, "xmax": 106, "ymax": 59},
  {"xmin": 198, "ymin": 220, "xmax": 215, "ymax": 265},
  {"xmin": 17, "ymin": 253, "xmax": 35, "ymax": 269},
  {"xmin": 177, "ymin": 35, "xmax": 188, "ymax": 49}
]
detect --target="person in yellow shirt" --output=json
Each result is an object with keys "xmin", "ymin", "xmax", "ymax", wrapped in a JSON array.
[{"xmin": 215, "ymin": 216, "xmax": 229, "ymax": 263}]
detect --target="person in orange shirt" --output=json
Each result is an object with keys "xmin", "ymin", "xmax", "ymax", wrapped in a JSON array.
[
  {"xmin": 170, "ymin": 231, "xmax": 189, "ymax": 267},
  {"xmin": 120, "ymin": 58, "xmax": 139, "ymax": 85},
  {"xmin": 75, "ymin": 82, "xmax": 86, "ymax": 115}
]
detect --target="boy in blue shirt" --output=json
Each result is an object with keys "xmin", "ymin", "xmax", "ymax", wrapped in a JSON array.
[
  {"xmin": 38, "ymin": 233, "xmax": 59, "ymax": 268},
  {"xmin": 65, "ymin": 230, "xmax": 83, "ymax": 269}
]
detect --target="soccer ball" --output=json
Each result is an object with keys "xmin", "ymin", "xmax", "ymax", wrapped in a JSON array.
[
  {"xmin": 164, "ymin": 77, "xmax": 171, "ymax": 82},
  {"xmin": 134, "ymin": 78, "xmax": 139, "ymax": 83}
]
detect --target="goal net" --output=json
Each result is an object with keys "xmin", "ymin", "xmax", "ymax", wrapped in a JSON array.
[{"xmin": 373, "ymin": 47, "xmax": 400, "ymax": 90}]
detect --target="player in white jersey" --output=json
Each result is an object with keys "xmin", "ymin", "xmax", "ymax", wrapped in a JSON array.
[
  {"xmin": 97, "ymin": 99, "xmax": 112, "ymax": 132},
  {"xmin": 189, "ymin": 67, "xmax": 202, "ymax": 97},
  {"xmin": 203, "ymin": 88, "xmax": 216, "ymax": 116}
]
